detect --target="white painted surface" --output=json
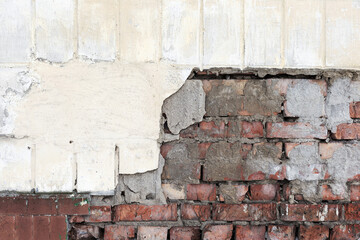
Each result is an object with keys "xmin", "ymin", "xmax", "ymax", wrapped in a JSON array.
[
  {"xmin": 0, "ymin": 0, "xmax": 31, "ymax": 63},
  {"xmin": 1, "ymin": 0, "xmax": 360, "ymax": 193},
  {"xmin": 35, "ymin": 0, "xmax": 75, "ymax": 62}
]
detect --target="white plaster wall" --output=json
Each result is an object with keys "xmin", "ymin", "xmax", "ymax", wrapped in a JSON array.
[{"xmin": 1, "ymin": 0, "xmax": 360, "ymax": 193}]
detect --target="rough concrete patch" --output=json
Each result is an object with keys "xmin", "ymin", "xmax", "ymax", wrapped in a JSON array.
[
  {"xmin": 286, "ymin": 81, "xmax": 325, "ymax": 117},
  {"xmin": 115, "ymin": 155, "xmax": 166, "ymax": 204},
  {"xmin": 163, "ymin": 80, "xmax": 205, "ymax": 134},
  {"xmin": 326, "ymin": 78, "xmax": 352, "ymax": 132},
  {"xmin": 290, "ymin": 180, "xmax": 320, "ymax": 203}
]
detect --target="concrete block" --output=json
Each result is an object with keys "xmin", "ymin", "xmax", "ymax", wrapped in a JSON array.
[
  {"xmin": 35, "ymin": 142, "xmax": 74, "ymax": 192},
  {"xmin": 203, "ymin": 0, "xmax": 243, "ymax": 66},
  {"xmin": 78, "ymin": 0, "xmax": 117, "ymax": 61},
  {"xmin": 0, "ymin": 139, "xmax": 32, "ymax": 192},
  {"xmin": 35, "ymin": 0, "xmax": 75, "ymax": 62},
  {"xmin": 0, "ymin": 0, "xmax": 31, "ymax": 62},
  {"xmin": 326, "ymin": 0, "xmax": 360, "ymax": 67},
  {"xmin": 75, "ymin": 141, "xmax": 115, "ymax": 194},
  {"xmin": 162, "ymin": 0, "xmax": 200, "ymax": 65},
  {"xmin": 244, "ymin": 0, "xmax": 282, "ymax": 67},
  {"xmin": 284, "ymin": 0, "xmax": 323, "ymax": 67},
  {"xmin": 119, "ymin": 0, "xmax": 160, "ymax": 62}
]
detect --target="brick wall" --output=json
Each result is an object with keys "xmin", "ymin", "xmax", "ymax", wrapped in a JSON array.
[{"xmin": 2, "ymin": 71, "xmax": 360, "ymax": 239}]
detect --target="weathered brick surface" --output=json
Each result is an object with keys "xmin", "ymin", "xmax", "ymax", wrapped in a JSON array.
[
  {"xmin": 85, "ymin": 206, "xmax": 112, "ymax": 222},
  {"xmin": 137, "ymin": 226, "xmax": 168, "ymax": 240},
  {"xmin": 299, "ymin": 225, "xmax": 329, "ymax": 240},
  {"xmin": 350, "ymin": 102, "xmax": 360, "ymax": 118},
  {"xmin": 113, "ymin": 204, "xmax": 177, "ymax": 221},
  {"xmin": 57, "ymin": 198, "xmax": 90, "ymax": 215},
  {"xmin": 170, "ymin": 227, "xmax": 201, "ymax": 240},
  {"xmin": 187, "ymin": 184, "xmax": 216, "ymax": 201},
  {"xmin": 0, "ymin": 216, "xmax": 15, "ymax": 240},
  {"xmin": 104, "ymin": 225, "xmax": 136, "ymax": 240},
  {"xmin": 181, "ymin": 204, "xmax": 211, "ymax": 221},
  {"xmin": 203, "ymin": 225, "xmax": 233, "ymax": 240},
  {"xmin": 350, "ymin": 185, "xmax": 360, "ymax": 201},
  {"xmin": 219, "ymin": 184, "xmax": 248, "ymax": 203},
  {"xmin": 281, "ymin": 204, "xmax": 341, "ymax": 222},
  {"xmin": 213, "ymin": 203, "xmax": 277, "ymax": 221},
  {"xmin": 333, "ymin": 123, "xmax": 360, "ymax": 139},
  {"xmin": 249, "ymin": 184, "xmax": 280, "ymax": 201},
  {"xmin": 268, "ymin": 225, "xmax": 296, "ymax": 240},
  {"xmin": 267, "ymin": 122, "xmax": 328, "ymax": 139},
  {"xmin": 240, "ymin": 121, "xmax": 264, "ymax": 138},
  {"xmin": 235, "ymin": 225, "xmax": 266, "ymax": 240},
  {"xmin": 345, "ymin": 203, "xmax": 360, "ymax": 220},
  {"xmin": 330, "ymin": 225, "xmax": 360, "ymax": 240}
]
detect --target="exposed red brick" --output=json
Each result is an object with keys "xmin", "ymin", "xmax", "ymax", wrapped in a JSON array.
[
  {"xmin": 0, "ymin": 197, "xmax": 27, "ymax": 215},
  {"xmin": 70, "ymin": 225, "xmax": 102, "ymax": 240},
  {"xmin": 240, "ymin": 144, "xmax": 252, "ymax": 159},
  {"xmin": 350, "ymin": 102, "xmax": 360, "ymax": 118},
  {"xmin": 69, "ymin": 215, "xmax": 85, "ymax": 223},
  {"xmin": 319, "ymin": 143, "xmax": 343, "ymax": 159},
  {"xmin": 50, "ymin": 216, "xmax": 67, "ymax": 240},
  {"xmin": 187, "ymin": 184, "xmax": 216, "ymax": 201},
  {"xmin": 235, "ymin": 225, "xmax": 266, "ymax": 240},
  {"xmin": 137, "ymin": 226, "xmax": 168, "ymax": 240},
  {"xmin": 203, "ymin": 225, "xmax": 233, "ymax": 240},
  {"xmin": 198, "ymin": 142, "xmax": 212, "ymax": 159},
  {"xmin": 241, "ymin": 121, "xmax": 264, "ymax": 138},
  {"xmin": 0, "ymin": 216, "xmax": 15, "ymax": 240},
  {"xmin": 180, "ymin": 124, "xmax": 198, "ymax": 138},
  {"xmin": 104, "ymin": 225, "xmax": 136, "ymax": 240},
  {"xmin": 333, "ymin": 123, "xmax": 360, "ymax": 139},
  {"xmin": 27, "ymin": 197, "xmax": 57, "ymax": 215},
  {"xmin": 181, "ymin": 204, "xmax": 211, "ymax": 221},
  {"xmin": 299, "ymin": 225, "xmax": 329, "ymax": 240},
  {"xmin": 330, "ymin": 225, "xmax": 360, "ymax": 240},
  {"xmin": 57, "ymin": 198, "xmax": 89, "ymax": 215},
  {"xmin": 344, "ymin": 203, "xmax": 360, "ymax": 220},
  {"xmin": 350, "ymin": 185, "xmax": 360, "ymax": 201},
  {"xmin": 160, "ymin": 142, "xmax": 173, "ymax": 158},
  {"xmin": 170, "ymin": 227, "xmax": 201, "ymax": 240},
  {"xmin": 283, "ymin": 184, "xmax": 291, "ymax": 201},
  {"xmin": 219, "ymin": 184, "xmax": 248, "ymax": 203},
  {"xmin": 321, "ymin": 185, "xmax": 345, "ymax": 201},
  {"xmin": 199, "ymin": 121, "xmax": 228, "ymax": 138},
  {"xmin": 266, "ymin": 122, "xmax": 327, "ymax": 139},
  {"xmin": 34, "ymin": 216, "xmax": 50, "ymax": 240},
  {"xmin": 15, "ymin": 216, "xmax": 32, "ymax": 240},
  {"xmin": 268, "ymin": 225, "xmax": 296, "ymax": 240},
  {"xmin": 85, "ymin": 206, "xmax": 112, "ymax": 222},
  {"xmin": 249, "ymin": 184, "xmax": 279, "ymax": 201},
  {"xmin": 213, "ymin": 203, "xmax": 277, "ymax": 221},
  {"xmin": 113, "ymin": 204, "xmax": 177, "ymax": 221},
  {"xmin": 281, "ymin": 204, "xmax": 341, "ymax": 222}
]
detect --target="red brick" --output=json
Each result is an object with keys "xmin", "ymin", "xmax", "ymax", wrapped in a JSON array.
[
  {"xmin": 266, "ymin": 122, "xmax": 328, "ymax": 139},
  {"xmin": 57, "ymin": 198, "xmax": 89, "ymax": 215},
  {"xmin": 330, "ymin": 225, "xmax": 360, "ymax": 240},
  {"xmin": 34, "ymin": 216, "xmax": 50, "ymax": 240},
  {"xmin": 0, "ymin": 197, "xmax": 27, "ymax": 214},
  {"xmin": 350, "ymin": 185, "xmax": 360, "ymax": 201},
  {"xmin": 203, "ymin": 225, "xmax": 233, "ymax": 240},
  {"xmin": 181, "ymin": 204, "xmax": 211, "ymax": 221},
  {"xmin": 249, "ymin": 184, "xmax": 279, "ymax": 201},
  {"xmin": 268, "ymin": 225, "xmax": 296, "ymax": 240},
  {"xmin": 344, "ymin": 203, "xmax": 360, "ymax": 220},
  {"xmin": 27, "ymin": 197, "xmax": 57, "ymax": 215},
  {"xmin": 137, "ymin": 226, "xmax": 168, "ymax": 240},
  {"xmin": 281, "ymin": 204, "xmax": 341, "ymax": 222},
  {"xmin": 321, "ymin": 185, "xmax": 345, "ymax": 201},
  {"xmin": 50, "ymin": 216, "xmax": 67, "ymax": 240},
  {"xmin": 104, "ymin": 225, "xmax": 136, "ymax": 240},
  {"xmin": 213, "ymin": 203, "xmax": 277, "ymax": 221},
  {"xmin": 15, "ymin": 216, "xmax": 33, "ymax": 240},
  {"xmin": 160, "ymin": 142, "xmax": 173, "ymax": 158},
  {"xmin": 235, "ymin": 225, "xmax": 265, "ymax": 240},
  {"xmin": 69, "ymin": 215, "xmax": 85, "ymax": 223},
  {"xmin": 187, "ymin": 184, "xmax": 216, "ymax": 201},
  {"xmin": 319, "ymin": 143, "xmax": 343, "ymax": 159},
  {"xmin": 180, "ymin": 124, "xmax": 198, "ymax": 138},
  {"xmin": 170, "ymin": 227, "xmax": 201, "ymax": 240},
  {"xmin": 113, "ymin": 204, "xmax": 177, "ymax": 221},
  {"xmin": 241, "ymin": 121, "xmax": 263, "ymax": 138},
  {"xmin": 350, "ymin": 102, "xmax": 360, "ymax": 118},
  {"xmin": 0, "ymin": 216, "xmax": 15, "ymax": 240},
  {"xmin": 299, "ymin": 225, "xmax": 329, "ymax": 240},
  {"xmin": 199, "ymin": 121, "xmax": 228, "ymax": 138},
  {"xmin": 198, "ymin": 142, "xmax": 212, "ymax": 159},
  {"xmin": 333, "ymin": 123, "xmax": 360, "ymax": 139},
  {"xmin": 85, "ymin": 206, "xmax": 111, "ymax": 222},
  {"xmin": 70, "ymin": 225, "xmax": 102, "ymax": 239},
  {"xmin": 219, "ymin": 184, "xmax": 248, "ymax": 203}
]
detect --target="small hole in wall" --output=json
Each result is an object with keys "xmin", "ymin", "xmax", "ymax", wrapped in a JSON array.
[
  {"xmin": 69, "ymin": 140, "xmax": 73, "ymax": 144},
  {"xmin": 146, "ymin": 193, "xmax": 155, "ymax": 200},
  {"xmin": 27, "ymin": 146, "xmax": 31, "ymax": 149},
  {"xmin": 121, "ymin": 191, "xmax": 125, "ymax": 197}
]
